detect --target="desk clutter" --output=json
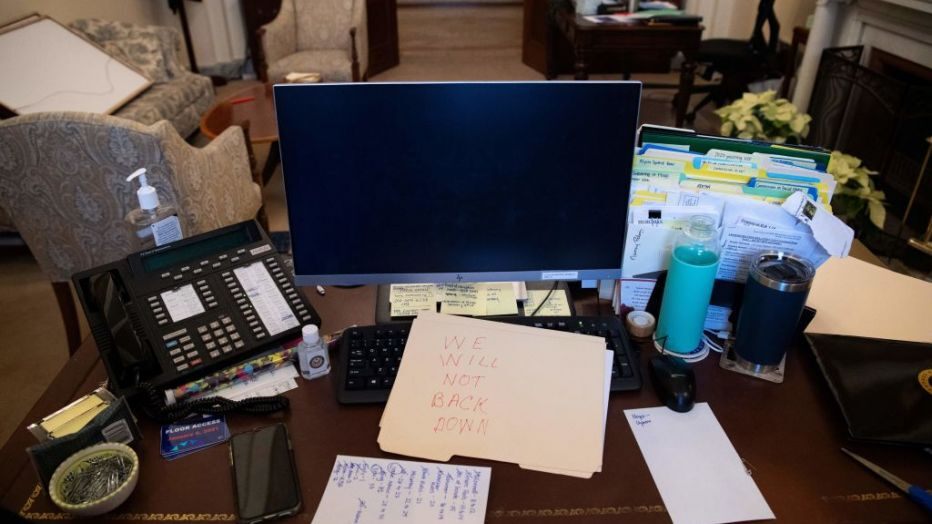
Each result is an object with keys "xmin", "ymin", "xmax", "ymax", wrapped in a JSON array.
[{"xmin": 13, "ymin": 82, "xmax": 932, "ymax": 524}]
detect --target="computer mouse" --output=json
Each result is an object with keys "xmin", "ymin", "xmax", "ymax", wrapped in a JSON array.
[{"xmin": 648, "ymin": 354, "xmax": 696, "ymax": 413}]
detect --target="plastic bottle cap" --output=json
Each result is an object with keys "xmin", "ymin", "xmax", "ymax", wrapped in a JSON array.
[
  {"xmin": 126, "ymin": 168, "xmax": 160, "ymax": 210},
  {"xmin": 302, "ymin": 324, "xmax": 320, "ymax": 344}
]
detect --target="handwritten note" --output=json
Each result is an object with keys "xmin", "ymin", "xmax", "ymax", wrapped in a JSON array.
[
  {"xmin": 624, "ymin": 404, "xmax": 774, "ymax": 524},
  {"xmin": 379, "ymin": 312, "xmax": 608, "ymax": 477},
  {"xmin": 310, "ymin": 455, "xmax": 491, "ymax": 524},
  {"xmin": 479, "ymin": 283, "xmax": 518, "ymax": 316},
  {"xmin": 523, "ymin": 289, "xmax": 571, "ymax": 316},
  {"xmin": 440, "ymin": 284, "xmax": 483, "ymax": 315},
  {"xmin": 435, "ymin": 283, "xmax": 518, "ymax": 316},
  {"xmin": 390, "ymin": 284, "xmax": 438, "ymax": 317}
]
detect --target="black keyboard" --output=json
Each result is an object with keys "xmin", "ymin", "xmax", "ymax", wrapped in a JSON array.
[{"xmin": 336, "ymin": 316, "xmax": 642, "ymax": 404}]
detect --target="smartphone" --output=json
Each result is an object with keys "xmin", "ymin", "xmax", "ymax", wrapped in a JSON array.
[{"xmin": 229, "ymin": 423, "xmax": 302, "ymax": 523}]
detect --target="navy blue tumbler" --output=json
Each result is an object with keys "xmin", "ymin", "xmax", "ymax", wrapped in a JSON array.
[{"xmin": 734, "ymin": 252, "xmax": 815, "ymax": 373}]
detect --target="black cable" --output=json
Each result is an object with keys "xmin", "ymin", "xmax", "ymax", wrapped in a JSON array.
[
  {"xmin": 137, "ymin": 382, "xmax": 289, "ymax": 424},
  {"xmin": 528, "ymin": 280, "xmax": 559, "ymax": 317}
]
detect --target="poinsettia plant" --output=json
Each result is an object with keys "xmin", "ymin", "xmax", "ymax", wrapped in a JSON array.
[
  {"xmin": 827, "ymin": 151, "xmax": 887, "ymax": 230},
  {"xmin": 715, "ymin": 90, "xmax": 811, "ymax": 144}
]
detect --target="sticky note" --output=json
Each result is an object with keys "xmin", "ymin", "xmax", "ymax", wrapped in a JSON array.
[
  {"xmin": 389, "ymin": 284, "xmax": 437, "ymax": 317},
  {"xmin": 440, "ymin": 283, "xmax": 484, "ymax": 315},
  {"xmin": 481, "ymin": 283, "xmax": 518, "ymax": 316},
  {"xmin": 523, "ymin": 289, "xmax": 571, "ymax": 316}
]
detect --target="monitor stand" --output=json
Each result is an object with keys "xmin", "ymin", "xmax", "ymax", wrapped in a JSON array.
[{"xmin": 374, "ymin": 281, "xmax": 576, "ymax": 324}]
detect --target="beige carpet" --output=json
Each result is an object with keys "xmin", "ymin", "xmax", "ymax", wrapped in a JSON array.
[{"xmin": 0, "ymin": 4, "xmax": 718, "ymax": 449}]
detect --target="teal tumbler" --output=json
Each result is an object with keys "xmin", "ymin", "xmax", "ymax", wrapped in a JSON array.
[{"xmin": 655, "ymin": 215, "xmax": 720, "ymax": 354}]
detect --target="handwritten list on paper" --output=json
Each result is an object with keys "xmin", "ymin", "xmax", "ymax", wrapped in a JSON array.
[{"xmin": 310, "ymin": 455, "xmax": 491, "ymax": 524}]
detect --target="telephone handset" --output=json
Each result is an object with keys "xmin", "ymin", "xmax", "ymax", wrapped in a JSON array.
[{"xmin": 73, "ymin": 220, "xmax": 321, "ymax": 398}]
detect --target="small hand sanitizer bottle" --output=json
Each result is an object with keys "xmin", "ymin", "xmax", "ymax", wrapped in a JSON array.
[
  {"xmin": 297, "ymin": 325, "xmax": 330, "ymax": 380},
  {"xmin": 125, "ymin": 168, "xmax": 183, "ymax": 250}
]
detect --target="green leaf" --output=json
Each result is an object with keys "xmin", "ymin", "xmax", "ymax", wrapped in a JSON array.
[{"xmin": 867, "ymin": 200, "xmax": 886, "ymax": 229}]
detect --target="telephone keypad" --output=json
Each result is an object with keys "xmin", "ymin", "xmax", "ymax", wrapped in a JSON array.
[{"xmin": 151, "ymin": 245, "xmax": 314, "ymax": 374}]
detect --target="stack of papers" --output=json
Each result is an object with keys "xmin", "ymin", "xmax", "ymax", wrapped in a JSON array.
[
  {"xmin": 619, "ymin": 127, "xmax": 852, "ymax": 330},
  {"xmin": 378, "ymin": 311, "xmax": 612, "ymax": 478}
]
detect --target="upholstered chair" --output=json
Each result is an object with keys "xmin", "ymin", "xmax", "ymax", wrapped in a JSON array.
[
  {"xmin": 258, "ymin": 0, "xmax": 368, "ymax": 83},
  {"xmin": 0, "ymin": 112, "xmax": 262, "ymax": 355}
]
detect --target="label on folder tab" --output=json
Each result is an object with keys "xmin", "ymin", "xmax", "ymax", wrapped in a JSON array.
[{"xmin": 541, "ymin": 271, "xmax": 577, "ymax": 280}]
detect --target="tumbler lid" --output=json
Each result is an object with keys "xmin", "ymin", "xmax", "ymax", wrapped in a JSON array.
[{"xmin": 749, "ymin": 251, "xmax": 815, "ymax": 292}]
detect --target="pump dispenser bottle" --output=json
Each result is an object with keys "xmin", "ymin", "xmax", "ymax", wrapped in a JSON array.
[{"xmin": 125, "ymin": 168, "xmax": 183, "ymax": 249}]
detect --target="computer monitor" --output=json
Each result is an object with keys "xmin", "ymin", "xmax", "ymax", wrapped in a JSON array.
[{"xmin": 275, "ymin": 81, "xmax": 641, "ymax": 286}]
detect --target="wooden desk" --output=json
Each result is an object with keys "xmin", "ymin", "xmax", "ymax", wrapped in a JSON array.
[
  {"xmin": 2, "ymin": 287, "xmax": 931, "ymax": 523},
  {"xmin": 548, "ymin": 11, "xmax": 702, "ymax": 128}
]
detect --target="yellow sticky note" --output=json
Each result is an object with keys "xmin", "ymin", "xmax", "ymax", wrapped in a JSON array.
[
  {"xmin": 390, "ymin": 284, "xmax": 437, "ymax": 317},
  {"xmin": 524, "ymin": 289, "xmax": 571, "ymax": 316},
  {"xmin": 440, "ymin": 283, "xmax": 484, "ymax": 315},
  {"xmin": 481, "ymin": 283, "xmax": 518, "ymax": 316}
]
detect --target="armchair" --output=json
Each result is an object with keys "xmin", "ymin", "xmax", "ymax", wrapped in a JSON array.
[
  {"xmin": 0, "ymin": 112, "xmax": 262, "ymax": 354},
  {"xmin": 70, "ymin": 18, "xmax": 215, "ymax": 138},
  {"xmin": 258, "ymin": 0, "xmax": 368, "ymax": 83}
]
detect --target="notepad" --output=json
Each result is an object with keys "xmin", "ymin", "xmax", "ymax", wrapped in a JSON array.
[
  {"xmin": 311, "ymin": 455, "xmax": 491, "ymax": 524},
  {"xmin": 625, "ymin": 404, "xmax": 774, "ymax": 524}
]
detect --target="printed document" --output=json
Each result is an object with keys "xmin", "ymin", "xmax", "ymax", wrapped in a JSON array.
[
  {"xmin": 160, "ymin": 284, "xmax": 205, "ymax": 323},
  {"xmin": 234, "ymin": 262, "xmax": 298, "ymax": 336},
  {"xmin": 311, "ymin": 455, "xmax": 491, "ymax": 524}
]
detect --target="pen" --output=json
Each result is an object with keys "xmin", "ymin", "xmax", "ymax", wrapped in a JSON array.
[
  {"xmin": 841, "ymin": 448, "xmax": 932, "ymax": 515},
  {"xmin": 230, "ymin": 96, "xmax": 255, "ymax": 105}
]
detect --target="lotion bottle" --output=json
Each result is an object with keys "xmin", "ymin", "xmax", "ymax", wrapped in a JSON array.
[{"xmin": 125, "ymin": 168, "xmax": 183, "ymax": 249}]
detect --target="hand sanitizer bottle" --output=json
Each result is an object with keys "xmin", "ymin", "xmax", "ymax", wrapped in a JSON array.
[
  {"xmin": 125, "ymin": 168, "xmax": 183, "ymax": 250},
  {"xmin": 297, "ymin": 325, "xmax": 330, "ymax": 380}
]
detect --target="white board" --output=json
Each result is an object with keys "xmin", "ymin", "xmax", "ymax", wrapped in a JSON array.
[{"xmin": 0, "ymin": 17, "xmax": 152, "ymax": 115}]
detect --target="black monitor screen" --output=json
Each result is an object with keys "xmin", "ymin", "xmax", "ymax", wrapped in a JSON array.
[{"xmin": 275, "ymin": 82, "xmax": 640, "ymax": 285}]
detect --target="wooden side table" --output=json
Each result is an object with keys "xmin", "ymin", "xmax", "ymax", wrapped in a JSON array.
[{"xmin": 200, "ymin": 83, "xmax": 280, "ymax": 230}]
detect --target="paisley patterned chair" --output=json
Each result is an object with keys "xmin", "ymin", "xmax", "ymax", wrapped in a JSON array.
[
  {"xmin": 0, "ymin": 112, "xmax": 262, "ymax": 354},
  {"xmin": 258, "ymin": 0, "xmax": 367, "ymax": 83},
  {"xmin": 69, "ymin": 18, "xmax": 215, "ymax": 139}
]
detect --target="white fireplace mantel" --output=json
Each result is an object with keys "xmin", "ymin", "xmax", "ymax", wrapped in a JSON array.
[{"xmin": 792, "ymin": 0, "xmax": 932, "ymax": 111}]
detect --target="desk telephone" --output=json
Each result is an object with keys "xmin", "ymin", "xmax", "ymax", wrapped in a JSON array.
[{"xmin": 73, "ymin": 220, "xmax": 321, "ymax": 398}]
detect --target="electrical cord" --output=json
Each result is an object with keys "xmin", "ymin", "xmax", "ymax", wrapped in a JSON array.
[
  {"xmin": 528, "ymin": 280, "xmax": 559, "ymax": 317},
  {"xmin": 137, "ymin": 382, "xmax": 289, "ymax": 424}
]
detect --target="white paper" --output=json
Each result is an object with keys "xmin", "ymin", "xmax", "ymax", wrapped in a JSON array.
[
  {"xmin": 234, "ymin": 261, "xmax": 299, "ymax": 336},
  {"xmin": 160, "ymin": 284, "xmax": 205, "ymax": 323},
  {"xmin": 781, "ymin": 192, "xmax": 853, "ymax": 257},
  {"xmin": 717, "ymin": 224, "xmax": 824, "ymax": 282},
  {"xmin": 311, "ymin": 455, "xmax": 491, "ymax": 524},
  {"xmin": 625, "ymin": 403, "xmax": 774, "ymax": 524}
]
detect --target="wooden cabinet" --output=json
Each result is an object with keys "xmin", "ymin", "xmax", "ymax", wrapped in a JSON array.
[{"xmin": 366, "ymin": 0, "xmax": 400, "ymax": 77}]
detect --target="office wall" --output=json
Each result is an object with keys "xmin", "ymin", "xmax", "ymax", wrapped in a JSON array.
[{"xmin": 686, "ymin": 0, "xmax": 815, "ymax": 42}]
